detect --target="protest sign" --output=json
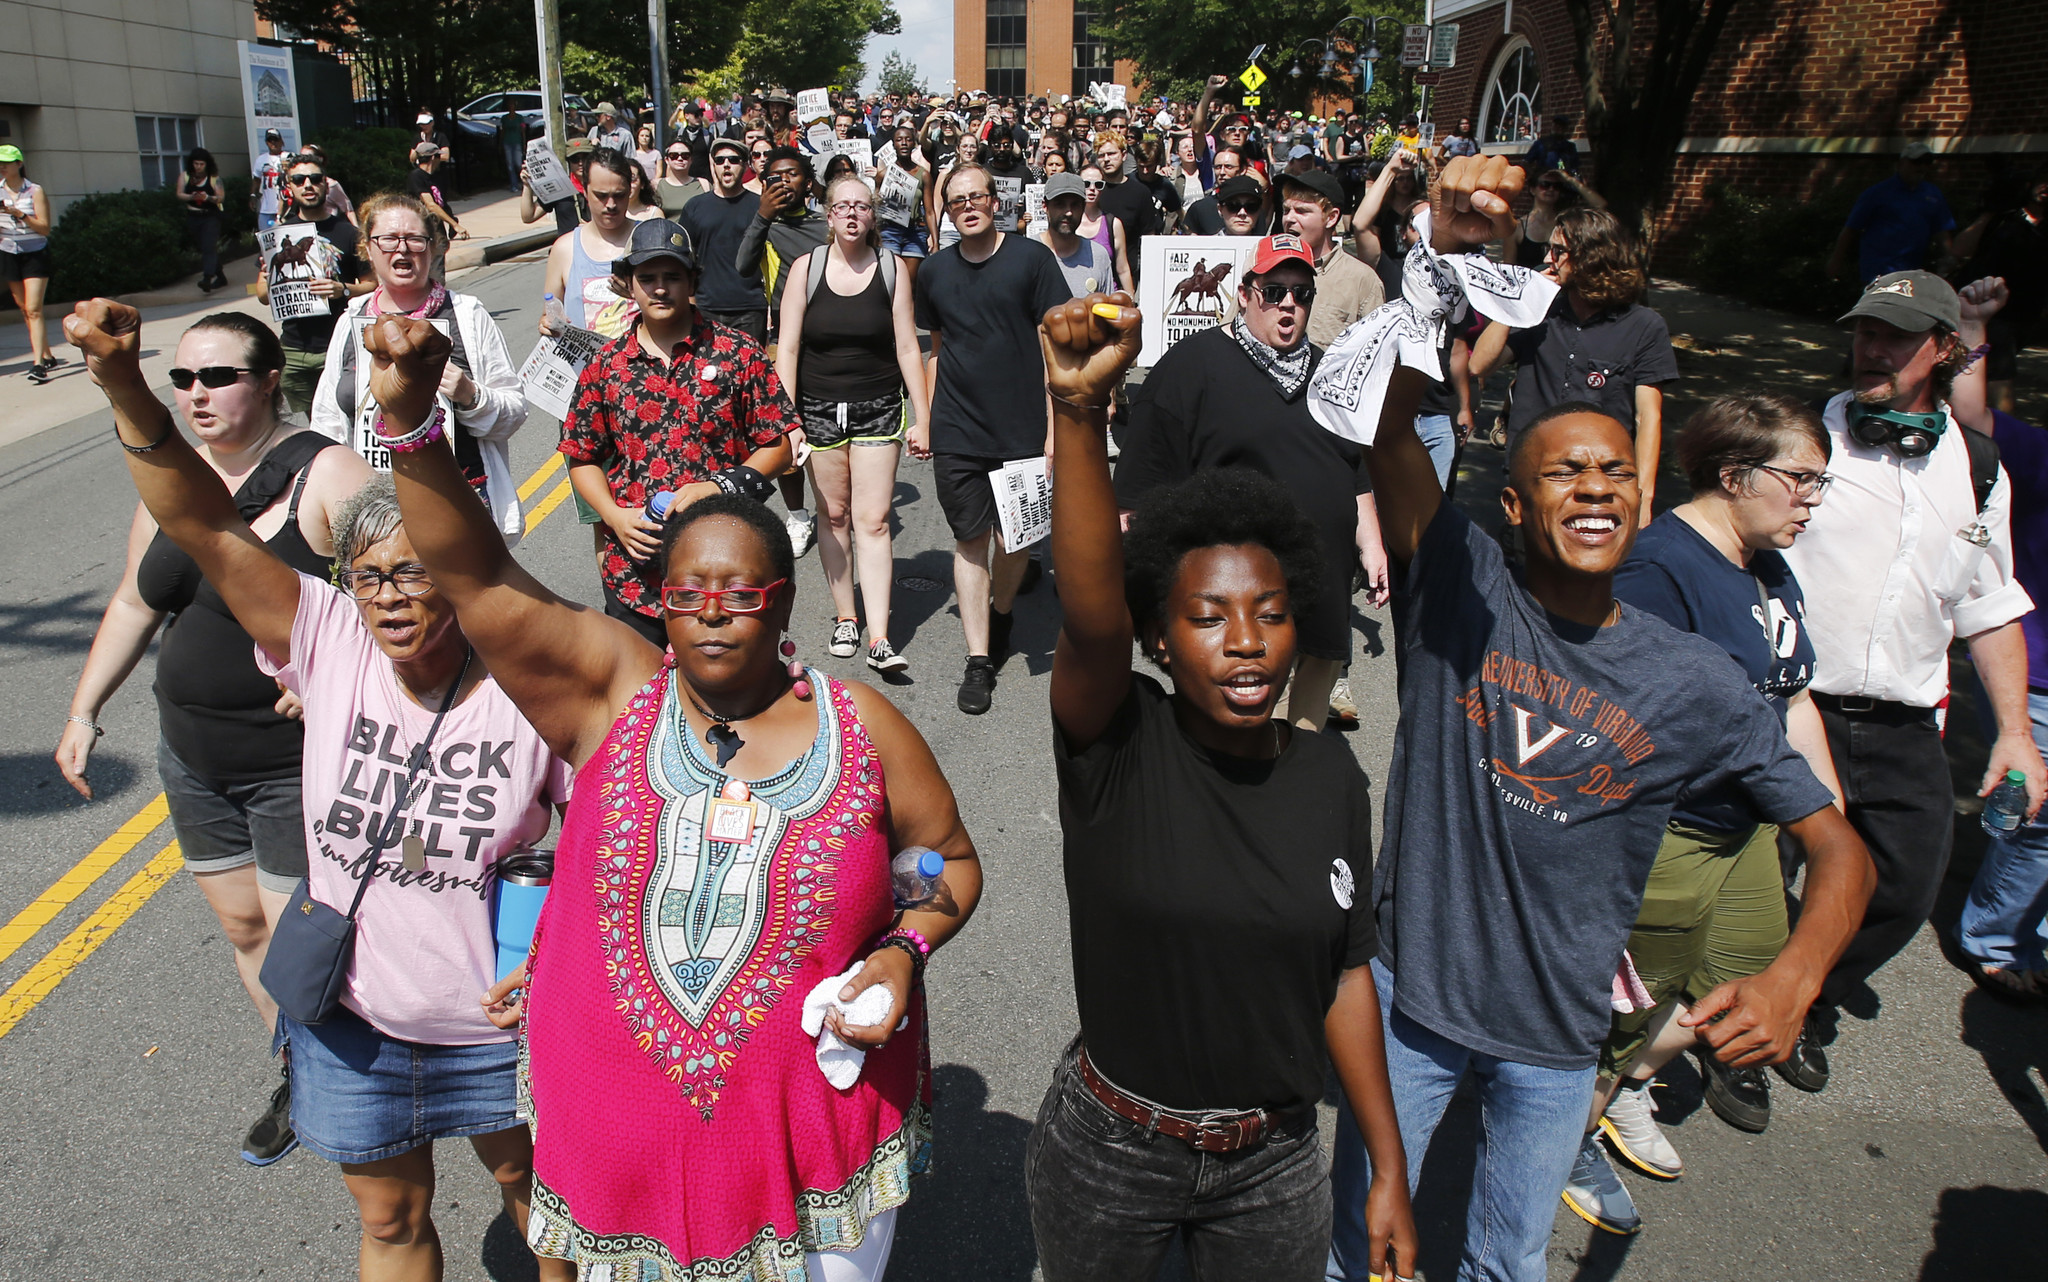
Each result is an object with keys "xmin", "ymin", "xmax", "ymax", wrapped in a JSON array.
[
  {"xmin": 259, "ymin": 225, "xmax": 343, "ymax": 324},
  {"xmin": 517, "ymin": 324, "xmax": 606, "ymax": 421},
  {"xmin": 991, "ymin": 455, "xmax": 1053, "ymax": 551},
  {"xmin": 523, "ymin": 139, "xmax": 575, "ymax": 205},
  {"xmin": 1137, "ymin": 236, "xmax": 1258, "ymax": 366},
  {"xmin": 796, "ymin": 89, "xmax": 832, "ymax": 124}
]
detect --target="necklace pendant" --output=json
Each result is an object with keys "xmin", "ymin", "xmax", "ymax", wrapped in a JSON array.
[
  {"xmin": 401, "ymin": 834, "xmax": 427, "ymax": 872},
  {"xmin": 706, "ymin": 722, "xmax": 743, "ymax": 769}
]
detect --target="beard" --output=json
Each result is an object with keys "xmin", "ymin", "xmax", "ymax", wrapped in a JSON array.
[{"xmin": 1852, "ymin": 372, "xmax": 1901, "ymax": 405}]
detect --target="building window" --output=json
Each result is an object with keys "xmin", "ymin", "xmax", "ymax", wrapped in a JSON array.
[
  {"xmin": 1072, "ymin": 2, "xmax": 1114, "ymax": 99},
  {"xmin": 1481, "ymin": 41, "xmax": 1540, "ymax": 145},
  {"xmin": 986, "ymin": 0, "xmax": 1026, "ymax": 97},
  {"xmin": 137, "ymin": 115, "xmax": 201, "ymax": 190}
]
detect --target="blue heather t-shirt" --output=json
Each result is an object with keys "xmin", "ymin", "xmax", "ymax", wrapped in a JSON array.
[
  {"xmin": 1613, "ymin": 511, "xmax": 1816, "ymax": 830},
  {"xmin": 1376, "ymin": 505, "xmax": 1835, "ymax": 1069},
  {"xmin": 1846, "ymin": 175, "xmax": 1957, "ymax": 281}
]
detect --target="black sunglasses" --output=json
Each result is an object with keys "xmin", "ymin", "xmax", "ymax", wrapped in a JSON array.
[
  {"xmin": 169, "ymin": 365, "xmax": 256, "ymax": 389},
  {"xmin": 1254, "ymin": 282, "xmax": 1316, "ymax": 307},
  {"xmin": 287, "ymin": 172, "xmax": 327, "ymax": 184},
  {"xmin": 1222, "ymin": 199, "xmax": 1262, "ymax": 214}
]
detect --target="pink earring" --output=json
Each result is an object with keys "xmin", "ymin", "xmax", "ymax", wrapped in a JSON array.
[{"xmin": 782, "ymin": 638, "xmax": 811, "ymax": 699}]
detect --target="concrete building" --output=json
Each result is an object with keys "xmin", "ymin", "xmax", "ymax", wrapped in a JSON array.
[
  {"xmin": 952, "ymin": 0, "xmax": 1139, "ymax": 101},
  {"xmin": 0, "ymin": 0, "xmax": 258, "ymax": 215}
]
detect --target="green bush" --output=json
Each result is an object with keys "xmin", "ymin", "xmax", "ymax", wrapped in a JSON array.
[
  {"xmin": 310, "ymin": 126, "xmax": 415, "ymax": 205},
  {"xmin": 1676, "ymin": 181, "xmax": 1859, "ymax": 317},
  {"xmin": 49, "ymin": 189, "xmax": 193, "ymax": 300},
  {"xmin": 221, "ymin": 173, "xmax": 257, "ymax": 242}
]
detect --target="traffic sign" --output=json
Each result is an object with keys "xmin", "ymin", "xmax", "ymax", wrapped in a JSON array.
[
  {"xmin": 1413, "ymin": 71, "xmax": 1442, "ymax": 86},
  {"xmin": 1241, "ymin": 93, "xmax": 1261, "ymax": 106},
  {"xmin": 1239, "ymin": 63, "xmax": 1267, "ymax": 93},
  {"xmin": 1401, "ymin": 24, "xmax": 1430, "ymax": 68}
]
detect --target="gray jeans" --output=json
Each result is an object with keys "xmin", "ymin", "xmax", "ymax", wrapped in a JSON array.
[{"xmin": 1025, "ymin": 1040, "xmax": 1331, "ymax": 1282}]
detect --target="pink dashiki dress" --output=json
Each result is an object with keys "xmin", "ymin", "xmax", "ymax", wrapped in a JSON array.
[{"xmin": 523, "ymin": 665, "xmax": 929, "ymax": 1280}]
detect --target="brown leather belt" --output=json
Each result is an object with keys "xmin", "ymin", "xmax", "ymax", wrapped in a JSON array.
[{"xmin": 1077, "ymin": 1046, "xmax": 1309, "ymax": 1154}]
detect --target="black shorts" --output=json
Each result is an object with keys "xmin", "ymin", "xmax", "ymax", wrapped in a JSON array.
[
  {"xmin": 933, "ymin": 451, "xmax": 1035, "ymax": 541},
  {"xmin": 802, "ymin": 394, "xmax": 903, "ymax": 448},
  {"xmin": 0, "ymin": 247, "xmax": 51, "ymax": 283}
]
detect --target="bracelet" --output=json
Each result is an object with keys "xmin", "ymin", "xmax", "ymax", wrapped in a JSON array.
[
  {"xmin": 1958, "ymin": 342, "xmax": 1992, "ymax": 374},
  {"xmin": 882, "ymin": 925, "xmax": 932, "ymax": 958},
  {"xmin": 374, "ymin": 405, "xmax": 447, "ymax": 453},
  {"xmin": 875, "ymin": 935, "xmax": 927, "ymax": 982},
  {"xmin": 66, "ymin": 715, "xmax": 104, "ymax": 738},
  {"xmin": 116, "ymin": 418, "xmax": 177, "ymax": 454},
  {"xmin": 1048, "ymin": 387, "xmax": 1111, "ymax": 412}
]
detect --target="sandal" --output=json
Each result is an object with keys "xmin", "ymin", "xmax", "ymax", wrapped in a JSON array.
[{"xmin": 1972, "ymin": 963, "xmax": 2046, "ymax": 1003}]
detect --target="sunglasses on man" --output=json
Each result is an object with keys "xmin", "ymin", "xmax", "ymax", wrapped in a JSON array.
[{"xmin": 1253, "ymin": 282, "xmax": 1316, "ymax": 307}]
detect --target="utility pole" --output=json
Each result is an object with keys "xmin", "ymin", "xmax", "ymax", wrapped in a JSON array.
[
  {"xmin": 649, "ymin": 0, "xmax": 670, "ymax": 145},
  {"xmin": 536, "ymin": 0, "xmax": 565, "ymax": 159}
]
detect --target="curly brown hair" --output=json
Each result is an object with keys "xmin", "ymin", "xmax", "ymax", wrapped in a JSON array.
[{"xmin": 1556, "ymin": 207, "xmax": 1647, "ymax": 310}]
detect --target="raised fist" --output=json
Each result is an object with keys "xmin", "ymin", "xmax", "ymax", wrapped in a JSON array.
[{"xmin": 1430, "ymin": 155, "xmax": 1525, "ymax": 255}]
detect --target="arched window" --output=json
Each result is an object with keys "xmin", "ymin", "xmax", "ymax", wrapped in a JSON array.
[{"xmin": 1481, "ymin": 39, "xmax": 1541, "ymax": 145}]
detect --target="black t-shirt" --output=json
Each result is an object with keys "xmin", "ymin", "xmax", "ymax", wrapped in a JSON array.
[
  {"xmin": 1094, "ymin": 175, "xmax": 1156, "ymax": 281},
  {"xmin": 1181, "ymin": 197, "xmax": 1269, "ymax": 238},
  {"xmin": 272, "ymin": 212, "xmax": 363, "ymax": 352},
  {"xmin": 1055, "ymin": 675, "xmax": 1380, "ymax": 1112},
  {"xmin": 1376, "ymin": 504, "xmax": 1834, "ymax": 1069},
  {"xmin": 1504, "ymin": 297, "xmax": 1679, "ymax": 440},
  {"xmin": 405, "ymin": 165, "xmax": 452, "ymax": 216},
  {"xmin": 679, "ymin": 188, "xmax": 768, "ymax": 313},
  {"xmin": 913, "ymin": 234, "xmax": 1071, "ymax": 458}
]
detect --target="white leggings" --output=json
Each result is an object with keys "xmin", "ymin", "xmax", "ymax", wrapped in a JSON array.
[{"xmin": 804, "ymin": 1207, "xmax": 898, "ymax": 1282}]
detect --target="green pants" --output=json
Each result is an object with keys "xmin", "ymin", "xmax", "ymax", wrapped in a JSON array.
[
  {"xmin": 280, "ymin": 346, "xmax": 327, "ymax": 418},
  {"xmin": 1599, "ymin": 818, "xmax": 1789, "ymax": 1077}
]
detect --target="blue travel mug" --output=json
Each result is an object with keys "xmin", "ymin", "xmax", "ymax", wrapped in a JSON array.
[{"xmin": 492, "ymin": 851, "xmax": 554, "ymax": 982}]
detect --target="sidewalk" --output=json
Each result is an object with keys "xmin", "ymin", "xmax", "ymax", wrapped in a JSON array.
[{"xmin": 0, "ymin": 191, "xmax": 552, "ymax": 451}]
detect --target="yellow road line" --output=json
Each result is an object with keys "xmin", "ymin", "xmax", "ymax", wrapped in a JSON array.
[
  {"xmin": 0, "ymin": 795, "xmax": 170, "ymax": 969},
  {"xmin": 0, "ymin": 841, "xmax": 184, "ymax": 1040},
  {"xmin": 517, "ymin": 451, "xmax": 563, "ymax": 500},
  {"xmin": 525, "ymin": 477, "xmax": 576, "ymax": 529}
]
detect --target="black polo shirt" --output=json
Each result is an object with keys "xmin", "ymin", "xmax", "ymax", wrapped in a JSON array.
[{"xmin": 1504, "ymin": 296, "xmax": 1679, "ymax": 440}]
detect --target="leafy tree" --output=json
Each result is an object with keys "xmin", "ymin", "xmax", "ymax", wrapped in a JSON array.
[
  {"xmin": 561, "ymin": 42, "xmax": 645, "ymax": 102},
  {"xmin": 1096, "ymin": 0, "xmax": 1419, "ymax": 117},
  {"xmin": 1560, "ymin": 0, "xmax": 1744, "ymax": 232},
  {"xmin": 727, "ymin": 0, "xmax": 900, "ymax": 91},
  {"xmin": 876, "ymin": 50, "xmax": 927, "ymax": 99},
  {"xmin": 562, "ymin": 0, "xmax": 747, "ymax": 89},
  {"xmin": 255, "ymin": 0, "xmax": 531, "ymax": 120}
]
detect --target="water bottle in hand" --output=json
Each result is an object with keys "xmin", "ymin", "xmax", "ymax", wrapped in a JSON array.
[
  {"xmin": 542, "ymin": 292, "xmax": 567, "ymax": 336},
  {"xmin": 891, "ymin": 846, "xmax": 946, "ymax": 909},
  {"xmin": 1982, "ymin": 769, "xmax": 2028, "ymax": 837},
  {"xmin": 648, "ymin": 490, "xmax": 676, "ymax": 521}
]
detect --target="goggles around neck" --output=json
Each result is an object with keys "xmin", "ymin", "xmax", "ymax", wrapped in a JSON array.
[{"xmin": 1845, "ymin": 399, "xmax": 1947, "ymax": 459}]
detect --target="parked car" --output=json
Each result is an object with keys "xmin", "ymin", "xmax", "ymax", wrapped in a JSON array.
[{"xmin": 458, "ymin": 91, "xmax": 597, "ymax": 138}]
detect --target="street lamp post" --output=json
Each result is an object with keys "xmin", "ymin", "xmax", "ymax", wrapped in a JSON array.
[{"xmin": 1288, "ymin": 15, "xmax": 1398, "ymax": 105}]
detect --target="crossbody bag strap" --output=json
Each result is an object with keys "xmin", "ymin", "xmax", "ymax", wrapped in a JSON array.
[{"xmin": 340, "ymin": 646, "xmax": 473, "ymax": 920}]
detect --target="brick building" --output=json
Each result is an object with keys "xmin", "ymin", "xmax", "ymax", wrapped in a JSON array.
[
  {"xmin": 1418, "ymin": 0, "xmax": 2048, "ymax": 250},
  {"xmin": 953, "ymin": 0, "xmax": 1139, "ymax": 101}
]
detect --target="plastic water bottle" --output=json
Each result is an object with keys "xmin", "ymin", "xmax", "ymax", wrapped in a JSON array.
[
  {"xmin": 542, "ymin": 292, "xmax": 567, "ymax": 335},
  {"xmin": 891, "ymin": 846, "xmax": 946, "ymax": 909},
  {"xmin": 648, "ymin": 489, "xmax": 677, "ymax": 521},
  {"xmin": 1981, "ymin": 769, "xmax": 2028, "ymax": 837}
]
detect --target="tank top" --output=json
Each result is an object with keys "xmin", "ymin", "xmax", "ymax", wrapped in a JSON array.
[
  {"xmin": 566, "ymin": 226, "xmax": 639, "ymax": 338},
  {"xmin": 135, "ymin": 432, "xmax": 336, "ymax": 783},
  {"xmin": 0, "ymin": 180, "xmax": 45, "ymax": 254},
  {"xmin": 796, "ymin": 260, "xmax": 899, "ymax": 403},
  {"xmin": 1086, "ymin": 215, "xmax": 1117, "ymax": 284}
]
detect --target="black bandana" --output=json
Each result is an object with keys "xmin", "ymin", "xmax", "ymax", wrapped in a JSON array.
[{"xmin": 1231, "ymin": 315, "xmax": 1312, "ymax": 398}]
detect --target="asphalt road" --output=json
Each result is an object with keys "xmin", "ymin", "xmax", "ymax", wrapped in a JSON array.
[{"xmin": 0, "ymin": 254, "xmax": 2042, "ymax": 1281}]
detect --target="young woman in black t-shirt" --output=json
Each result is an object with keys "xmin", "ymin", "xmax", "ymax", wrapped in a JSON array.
[{"xmin": 1025, "ymin": 293, "xmax": 1418, "ymax": 1282}]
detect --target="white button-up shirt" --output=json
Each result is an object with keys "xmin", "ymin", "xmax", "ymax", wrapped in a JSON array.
[{"xmin": 1783, "ymin": 392, "xmax": 2033, "ymax": 708}]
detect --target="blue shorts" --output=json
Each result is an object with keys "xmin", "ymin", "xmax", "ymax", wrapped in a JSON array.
[
  {"xmin": 280, "ymin": 1007, "xmax": 521, "ymax": 1164},
  {"xmin": 879, "ymin": 222, "xmax": 927, "ymax": 258}
]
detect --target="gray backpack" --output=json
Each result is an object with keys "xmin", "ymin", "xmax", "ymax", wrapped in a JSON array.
[{"xmin": 803, "ymin": 244, "xmax": 899, "ymax": 305}]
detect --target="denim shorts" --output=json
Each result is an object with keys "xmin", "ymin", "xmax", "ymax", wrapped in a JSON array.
[
  {"xmin": 157, "ymin": 737, "xmax": 307, "ymax": 893},
  {"xmin": 279, "ymin": 1007, "xmax": 522, "ymax": 1164},
  {"xmin": 879, "ymin": 222, "xmax": 927, "ymax": 258}
]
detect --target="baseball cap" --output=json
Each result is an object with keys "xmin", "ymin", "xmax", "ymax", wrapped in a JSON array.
[
  {"xmin": 616, "ymin": 218, "xmax": 697, "ymax": 272},
  {"xmin": 416, "ymin": 112, "xmax": 434, "ymax": 126},
  {"xmin": 1838, "ymin": 270, "xmax": 1959, "ymax": 334},
  {"xmin": 1218, "ymin": 113, "xmax": 1251, "ymax": 130},
  {"xmin": 595, "ymin": 101, "xmax": 618, "ymax": 117},
  {"xmin": 413, "ymin": 141, "xmax": 440, "ymax": 160},
  {"xmin": 1900, "ymin": 141, "xmax": 1934, "ymax": 161},
  {"xmin": 565, "ymin": 138, "xmax": 596, "ymax": 157},
  {"xmin": 1044, "ymin": 172, "xmax": 1088, "ymax": 202},
  {"xmin": 1281, "ymin": 169, "xmax": 1345, "ymax": 209},
  {"xmin": 1251, "ymin": 233, "xmax": 1314, "ymax": 275},
  {"xmin": 0, "ymin": 145, "xmax": 23, "ymax": 163},
  {"xmin": 1215, "ymin": 175, "xmax": 1264, "ymax": 205},
  {"xmin": 1287, "ymin": 144, "xmax": 1313, "ymax": 160},
  {"xmin": 263, "ymin": 128, "xmax": 283, "ymax": 141}
]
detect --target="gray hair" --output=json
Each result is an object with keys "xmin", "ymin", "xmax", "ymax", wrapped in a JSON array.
[{"xmin": 331, "ymin": 474, "xmax": 404, "ymax": 568}]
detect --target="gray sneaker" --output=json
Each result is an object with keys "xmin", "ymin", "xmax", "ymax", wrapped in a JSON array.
[{"xmin": 1562, "ymin": 1133, "xmax": 1641, "ymax": 1235}]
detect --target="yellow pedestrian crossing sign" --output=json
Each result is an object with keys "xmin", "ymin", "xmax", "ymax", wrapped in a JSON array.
[{"xmin": 1239, "ymin": 63, "xmax": 1267, "ymax": 93}]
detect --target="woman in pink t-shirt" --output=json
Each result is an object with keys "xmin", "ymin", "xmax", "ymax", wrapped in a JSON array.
[{"xmin": 68, "ymin": 299, "xmax": 566, "ymax": 1282}]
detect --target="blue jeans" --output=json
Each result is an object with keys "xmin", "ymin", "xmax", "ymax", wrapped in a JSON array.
[
  {"xmin": 1414, "ymin": 414, "xmax": 1456, "ymax": 489},
  {"xmin": 1959, "ymin": 688, "xmax": 2048, "ymax": 970},
  {"xmin": 1327, "ymin": 960, "xmax": 1596, "ymax": 1282}
]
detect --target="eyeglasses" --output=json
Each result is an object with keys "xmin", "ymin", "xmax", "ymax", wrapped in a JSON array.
[
  {"xmin": 368, "ymin": 233, "xmax": 432, "ymax": 251},
  {"xmin": 339, "ymin": 565, "xmax": 435, "ymax": 601},
  {"xmin": 1755, "ymin": 463, "xmax": 1834, "ymax": 500},
  {"xmin": 944, "ymin": 191, "xmax": 995, "ymax": 210},
  {"xmin": 660, "ymin": 579, "xmax": 789, "ymax": 615},
  {"xmin": 1544, "ymin": 240, "xmax": 1570, "ymax": 260},
  {"xmin": 286, "ymin": 172, "xmax": 327, "ymax": 185},
  {"xmin": 169, "ymin": 365, "xmax": 255, "ymax": 390},
  {"xmin": 711, "ymin": 154, "xmax": 745, "ymax": 165},
  {"xmin": 830, "ymin": 201, "xmax": 873, "ymax": 215},
  {"xmin": 1254, "ymin": 282, "xmax": 1317, "ymax": 307}
]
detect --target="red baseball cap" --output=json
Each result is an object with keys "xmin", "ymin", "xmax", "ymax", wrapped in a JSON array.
[{"xmin": 1250, "ymin": 233, "xmax": 1314, "ymax": 275}]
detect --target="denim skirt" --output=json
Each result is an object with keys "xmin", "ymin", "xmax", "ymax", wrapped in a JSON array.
[{"xmin": 279, "ymin": 1007, "xmax": 521, "ymax": 1164}]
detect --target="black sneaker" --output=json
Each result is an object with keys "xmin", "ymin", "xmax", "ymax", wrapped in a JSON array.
[
  {"xmin": 1771, "ymin": 1008, "xmax": 1831, "ymax": 1093},
  {"xmin": 25, "ymin": 361, "xmax": 50, "ymax": 385},
  {"xmin": 240, "ymin": 1064, "xmax": 298, "ymax": 1165},
  {"xmin": 828, "ymin": 618, "xmax": 861, "ymax": 658},
  {"xmin": 41, "ymin": 353, "xmax": 66, "ymax": 369},
  {"xmin": 1697, "ymin": 1049, "xmax": 1771, "ymax": 1133},
  {"xmin": 988, "ymin": 608, "xmax": 1015, "ymax": 665},
  {"xmin": 866, "ymin": 638, "xmax": 909, "ymax": 673},
  {"xmin": 957, "ymin": 656, "xmax": 996, "ymax": 715}
]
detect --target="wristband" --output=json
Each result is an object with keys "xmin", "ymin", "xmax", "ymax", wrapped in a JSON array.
[
  {"xmin": 1048, "ymin": 387, "xmax": 1111, "ymax": 411},
  {"xmin": 116, "ymin": 418, "xmax": 177, "ymax": 454},
  {"xmin": 710, "ymin": 464, "xmax": 774, "ymax": 502},
  {"xmin": 375, "ymin": 405, "xmax": 447, "ymax": 453},
  {"xmin": 882, "ymin": 925, "xmax": 932, "ymax": 959},
  {"xmin": 1958, "ymin": 342, "xmax": 1992, "ymax": 374},
  {"xmin": 875, "ymin": 934, "xmax": 927, "ymax": 982}
]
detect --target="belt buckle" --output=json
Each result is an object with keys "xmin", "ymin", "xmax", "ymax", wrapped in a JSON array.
[
  {"xmin": 1192, "ymin": 1111, "xmax": 1264, "ymax": 1153},
  {"xmin": 1837, "ymin": 695, "xmax": 1877, "ymax": 713}
]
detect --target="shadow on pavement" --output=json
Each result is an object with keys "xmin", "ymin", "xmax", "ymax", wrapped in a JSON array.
[
  {"xmin": 481, "ymin": 1209, "xmax": 539, "ymax": 1281},
  {"xmin": 892, "ymin": 1063, "xmax": 1039, "ymax": 1280},
  {"xmin": 1918, "ymin": 1185, "xmax": 2048, "ymax": 1279},
  {"xmin": 0, "ymin": 587, "xmax": 112, "ymax": 657},
  {"xmin": 0, "ymin": 751, "xmax": 140, "ymax": 814}
]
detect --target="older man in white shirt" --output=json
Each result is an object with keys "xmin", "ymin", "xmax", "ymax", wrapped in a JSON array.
[{"xmin": 1782, "ymin": 269, "xmax": 2042, "ymax": 1091}]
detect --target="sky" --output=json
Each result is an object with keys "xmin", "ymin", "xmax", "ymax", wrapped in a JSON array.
[{"xmin": 861, "ymin": 0, "xmax": 955, "ymax": 94}]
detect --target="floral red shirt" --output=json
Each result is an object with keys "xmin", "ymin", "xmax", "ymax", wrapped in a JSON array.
[{"xmin": 558, "ymin": 312, "xmax": 796, "ymax": 615}]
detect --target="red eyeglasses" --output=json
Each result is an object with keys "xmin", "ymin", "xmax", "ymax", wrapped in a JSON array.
[{"xmin": 660, "ymin": 579, "xmax": 788, "ymax": 615}]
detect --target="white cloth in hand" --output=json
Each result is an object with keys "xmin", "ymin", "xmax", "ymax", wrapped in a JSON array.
[{"xmin": 800, "ymin": 961, "xmax": 899, "ymax": 1090}]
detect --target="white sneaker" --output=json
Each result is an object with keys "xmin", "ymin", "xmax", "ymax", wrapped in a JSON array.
[
  {"xmin": 786, "ymin": 508, "xmax": 817, "ymax": 558},
  {"xmin": 1327, "ymin": 676, "xmax": 1358, "ymax": 728},
  {"xmin": 1600, "ymin": 1082, "xmax": 1683, "ymax": 1179}
]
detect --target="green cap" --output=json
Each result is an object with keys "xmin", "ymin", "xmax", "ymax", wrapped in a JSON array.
[
  {"xmin": 2008, "ymin": 769, "xmax": 2026, "ymax": 783},
  {"xmin": 0, "ymin": 145, "xmax": 23, "ymax": 163}
]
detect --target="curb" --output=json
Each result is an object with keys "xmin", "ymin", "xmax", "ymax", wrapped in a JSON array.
[{"xmin": 448, "ymin": 227, "xmax": 558, "ymax": 274}]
